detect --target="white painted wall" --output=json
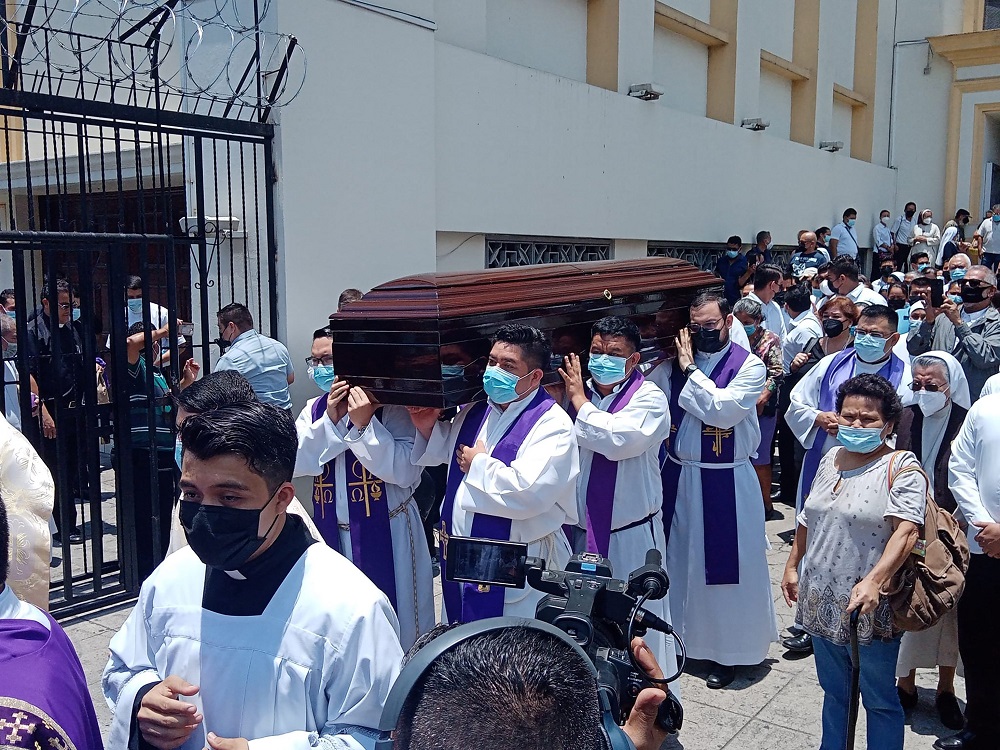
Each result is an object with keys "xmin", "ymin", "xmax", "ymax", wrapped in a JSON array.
[
  {"xmin": 827, "ymin": 0, "xmax": 858, "ymax": 89},
  {"xmin": 758, "ymin": 69, "xmax": 792, "ymax": 141},
  {"xmin": 652, "ymin": 26, "xmax": 708, "ymax": 117},
  {"xmin": 662, "ymin": 0, "xmax": 710, "ymax": 24},
  {"xmin": 434, "ymin": 43, "xmax": 896, "ymax": 258},
  {"xmin": 831, "ymin": 100, "xmax": 854, "ymax": 156},
  {"xmin": 756, "ymin": 0, "xmax": 795, "ymax": 62},
  {"xmin": 484, "ymin": 0, "xmax": 588, "ymax": 82},
  {"xmin": 274, "ymin": 0, "xmax": 437, "ymax": 410}
]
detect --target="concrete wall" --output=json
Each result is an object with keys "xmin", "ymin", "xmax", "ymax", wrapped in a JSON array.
[{"xmin": 653, "ymin": 26, "xmax": 709, "ymax": 118}]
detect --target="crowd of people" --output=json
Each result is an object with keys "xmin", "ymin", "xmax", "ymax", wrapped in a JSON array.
[{"xmin": 2, "ymin": 200, "xmax": 1000, "ymax": 749}]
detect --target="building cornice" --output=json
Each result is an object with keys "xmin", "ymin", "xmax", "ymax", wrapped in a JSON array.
[{"xmin": 929, "ymin": 29, "xmax": 1000, "ymax": 67}]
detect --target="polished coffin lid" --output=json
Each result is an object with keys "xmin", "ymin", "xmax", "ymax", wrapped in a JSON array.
[{"xmin": 329, "ymin": 258, "xmax": 722, "ymax": 407}]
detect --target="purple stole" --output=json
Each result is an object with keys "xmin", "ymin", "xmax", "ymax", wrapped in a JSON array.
[
  {"xmin": 660, "ymin": 344, "xmax": 750, "ymax": 585},
  {"xmin": 0, "ymin": 613, "xmax": 104, "ymax": 749},
  {"xmin": 797, "ymin": 349, "xmax": 906, "ymax": 510},
  {"xmin": 582, "ymin": 369, "xmax": 646, "ymax": 556},
  {"xmin": 440, "ymin": 387, "xmax": 555, "ymax": 622},
  {"xmin": 310, "ymin": 395, "xmax": 398, "ymax": 610}
]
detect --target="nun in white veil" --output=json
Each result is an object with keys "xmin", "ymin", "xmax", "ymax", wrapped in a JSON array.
[{"xmin": 894, "ymin": 350, "xmax": 970, "ymax": 729}]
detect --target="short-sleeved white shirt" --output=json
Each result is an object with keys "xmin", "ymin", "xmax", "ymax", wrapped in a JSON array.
[
  {"xmin": 978, "ymin": 217, "xmax": 998, "ymax": 254},
  {"xmin": 830, "ymin": 222, "xmax": 860, "ymax": 258}
]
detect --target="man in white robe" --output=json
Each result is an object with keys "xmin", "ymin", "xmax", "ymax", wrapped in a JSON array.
[
  {"xmin": 409, "ymin": 323, "xmax": 578, "ymax": 622},
  {"xmin": 648, "ymin": 292, "xmax": 777, "ymax": 689},
  {"xmin": 294, "ymin": 328, "xmax": 434, "ymax": 650},
  {"xmin": 559, "ymin": 316, "xmax": 676, "ymax": 679},
  {"xmin": 787, "ymin": 304, "xmax": 912, "ymax": 514},
  {"xmin": 103, "ymin": 402, "xmax": 401, "ymax": 750}
]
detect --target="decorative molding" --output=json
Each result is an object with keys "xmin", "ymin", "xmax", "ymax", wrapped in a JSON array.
[
  {"xmin": 486, "ymin": 235, "xmax": 613, "ymax": 269},
  {"xmin": 929, "ymin": 29, "xmax": 1000, "ymax": 67},
  {"xmin": 653, "ymin": 2, "xmax": 730, "ymax": 48},
  {"xmin": 833, "ymin": 83, "xmax": 870, "ymax": 108},
  {"xmin": 954, "ymin": 75, "xmax": 1000, "ymax": 93},
  {"xmin": 760, "ymin": 50, "xmax": 811, "ymax": 82}
]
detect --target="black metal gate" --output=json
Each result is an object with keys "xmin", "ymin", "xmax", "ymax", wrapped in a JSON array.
[{"xmin": 0, "ymin": 0, "xmax": 299, "ymax": 616}]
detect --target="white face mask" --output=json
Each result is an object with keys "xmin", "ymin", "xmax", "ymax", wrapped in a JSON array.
[
  {"xmin": 881, "ymin": 216, "xmax": 891, "ymax": 226},
  {"xmin": 922, "ymin": 217, "xmax": 933, "ymax": 226},
  {"xmin": 915, "ymin": 389, "xmax": 948, "ymax": 416},
  {"xmin": 766, "ymin": 241, "xmax": 774, "ymax": 250}
]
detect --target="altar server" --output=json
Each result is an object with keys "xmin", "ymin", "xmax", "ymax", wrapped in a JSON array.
[
  {"xmin": 0, "ymin": 497, "xmax": 104, "ymax": 750},
  {"xmin": 103, "ymin": 402, "xmax": 402, "ymax": 750},
  {"xmin": 409, "ymin": 323, "xmax": 579, "ymax": 622},
  {"xmin": 652, "ymin": 292, "xmax": 777, "ymax": 689},
  {"xmin": 787, "ymin": 304, "xmax": 912, "ymax": 513},
  {"xmin": 560, "ymin": 315, "xmax": 676, "ymax": 677},
  {"xmin": 294, "ymin": 326, "xmax": 434, "ymax": 650}
]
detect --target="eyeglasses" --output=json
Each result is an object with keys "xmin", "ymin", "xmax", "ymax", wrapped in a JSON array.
[
  {"xmin": 853, "ymin": 329, "xmax": 888, "ymax": 340},
  {"xmin": 305, "ymin": 356, "xmax": 334, "ymax": 367},
  {"xmin": 688, "ymin": 319, "xmax": 723, "ymax": 334},
  {"xmin": 961, "ymin": 280, "xmax": 992, "ymax": 289},
  {"xmin": 909, "ymin": 382, "xmax": 943, "ymax": 392}
]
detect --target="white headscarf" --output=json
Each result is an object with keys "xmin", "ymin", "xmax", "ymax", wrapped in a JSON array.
[{"xmin": 913, "ymin": 350, "xmax": 971, "ymax": 409}]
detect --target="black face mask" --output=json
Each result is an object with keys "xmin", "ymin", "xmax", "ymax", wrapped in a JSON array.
[
  {"xmin": 692, "ymin": 327, "xmax": 726, "ymax": 354},
  {"xmin": 822, "ymin": 319, "xmax": 845, "ymax": 338},
  {"xmin": 961, "ymin": 287, "xmax": 989, "ymax": 305},
  {"xmin": 773, "ymin": 292, "xmax": 787, "ymax": 307},
  {"xmin": 908, "ymin": 295, "xmax": 922, "ymax": 305},
  {"xmin": 905, "ymin": 210, "xmax": 915, "ymax": 219},
  {"xmin": 828, "ymin": 279, "xmax": 841, "ymax": 296},
  {"xmin": 213, "ymin": 337, "xmax": 231, "ymax": 354},
  {"xmin": 887, "ymin": 298, "xmax": 907, "ymax": 311},
  {"xmin": 880, "ymin": 267, "xmax": 894, "ymax": 279},
  {"xmin": 180, "ymin": 491, "xmax": 280, "ymax": 570}
]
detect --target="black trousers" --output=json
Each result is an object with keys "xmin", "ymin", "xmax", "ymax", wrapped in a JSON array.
[
  {"xmin": 892, "ymin": 243, "xmax": 911, "ymax": 272},
  {"xmin": 39, "ymin": 405, "xmax": 88, "ymax": 532},
  {"xmin": 957, "ymin": 554, "xmax": 1000, "ymax": 739},
  {"xmin": 130, "ymin": 447, "xmax": 178, "ymax": 581},
  {"xmin": 776, "ymin": 381, "xmax": 802, "ymax": 505}
]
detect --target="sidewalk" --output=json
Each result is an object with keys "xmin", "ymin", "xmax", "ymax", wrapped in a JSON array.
[{"xmin": 64, "ymin": 511, "xmax": 962, "ymax": 748}]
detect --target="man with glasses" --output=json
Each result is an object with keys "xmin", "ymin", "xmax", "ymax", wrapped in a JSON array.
[
  {"xmin": 294, "ymin": 325, "xmax": 435, "ymax": 649},
  {"xmin": 908, "ymin": 265, "xmax": 1000, "ymax": 402},
  {"xmin": 24, "ymin": 279, "xmax": 88, "ymax": 545},
  {"xmin": 654, "ymin": 292, "xmax": 777, "ymax": 689},
  {"xmin": 215, "ymin": 302, "xmax": 295, "ymax": 410},
  {"xmin": 784, "ymin": 305, "xmax": 911, "ymax": 654}
]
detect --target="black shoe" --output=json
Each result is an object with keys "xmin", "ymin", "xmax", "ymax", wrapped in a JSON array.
[
  {"xmin": 934, "ymin": 730, "xmax": 983, "ymax": 749},
  {"xmin": 897, "ymin": 686, "xmax": 918, "ymax": 711},
  {"xmin": 936, "ymin": 693, "xmax": 966, "ymax": 731},
  {"xmin": 765, "ymin": 508, "xmax": 785, "ymax": 522},
  {"xmin": 782, "ymin": 632, "xmax": 813, "ymax": 653},
  {"xmin": 706, "ymin": 664, "xmax": 736, "ymax": 689}
]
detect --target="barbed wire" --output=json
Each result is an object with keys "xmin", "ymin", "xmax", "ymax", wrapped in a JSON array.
[{"xmin": 1, "ymin": 0, "xmax": 305, "ymax": 120}]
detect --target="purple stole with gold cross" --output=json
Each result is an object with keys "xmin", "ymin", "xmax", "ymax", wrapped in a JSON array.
[
  {"xmin": 440, "ymin": 387, "xmax": 555, "ymax": 622},
  {"xmin": 310, "ymin": 395, "xmax": 397, "ymax": 609},
  {"xmin": 660, "ymin": 344, "xmax": 750, "ymax": 585}
]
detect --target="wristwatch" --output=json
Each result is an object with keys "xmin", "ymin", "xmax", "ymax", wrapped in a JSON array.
[{"xmin": 684, "ymin": 363, "xmax": 699, "ymax": 378}]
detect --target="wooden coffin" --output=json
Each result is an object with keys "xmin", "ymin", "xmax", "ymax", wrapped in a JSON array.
[{"xmin": 329, "ymin": 258, "xmax": 722, "ymax": 408}]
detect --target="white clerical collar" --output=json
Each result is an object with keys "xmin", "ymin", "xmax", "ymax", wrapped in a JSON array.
[
  {"xmin": 587, "ymin": 373, "xmax": 633, "ymax": 402},
  {"xmin": 0, "ymin": 584, "xmax": 50, "ymax": 629},
  {"xmin": 854, "ymin": 355, "xmax": 891, "ymax": 374},
  {"xmin": 694, "ymin": 341, "xmax": 732, "ymax": 370}
]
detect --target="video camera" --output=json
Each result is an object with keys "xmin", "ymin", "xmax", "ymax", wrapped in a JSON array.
[{"xmin": 447, "ymin": 537, "xmax": 686, "ymax": 736}]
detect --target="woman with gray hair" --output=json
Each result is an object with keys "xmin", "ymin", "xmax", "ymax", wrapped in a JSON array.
[
  {"xmin": 894, "ymin": 352, "xmax": 971, "ymax": 729},
  {"xmin": 733, "ymin": 297, "xmax": 784, "ymax": 520}
]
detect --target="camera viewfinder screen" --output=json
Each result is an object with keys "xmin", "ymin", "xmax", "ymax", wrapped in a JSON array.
[{"xmin": 446, "ymin": 536, "xmax": 528, "ymax": 588}]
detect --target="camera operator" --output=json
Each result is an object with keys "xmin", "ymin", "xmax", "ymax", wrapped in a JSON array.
[{"xmin": 391, "ymin": 624, "xmax": 670, "ymax": 750}]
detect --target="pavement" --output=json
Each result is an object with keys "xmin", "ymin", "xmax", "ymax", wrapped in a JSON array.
[{"xmin": 64, "ymin": 507, "xmax": 963, "ymax": 749}]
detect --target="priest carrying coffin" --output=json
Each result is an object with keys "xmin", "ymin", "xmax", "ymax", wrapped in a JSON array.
[
  {"xmin": 649, "ymin": 291, "xmax": 779, "ymax": 690},
  {"xmin": 103, "ymin": 402, "xmax": 402, "ymax": 750},
  {"xmin": 409, "ymin": 323, "xmax": 580, "ymax": 622}
]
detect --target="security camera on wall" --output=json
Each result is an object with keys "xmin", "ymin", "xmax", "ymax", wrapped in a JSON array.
[
  {"xmin": 179, "ymin": 216, "xmax": 243, "ymax": 241},
  {"xmin": 627, "ymin": 83, "xmax": 664, "ymax": 101}
]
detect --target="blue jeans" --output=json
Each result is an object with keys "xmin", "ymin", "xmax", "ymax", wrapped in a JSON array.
[
  {"xmin": 812, "ymin": 633, "xmax": 904, "ymax": 750},
  {"xmin": 982, "ymin": 252, "xmax": 1000, "ymax": 272}
]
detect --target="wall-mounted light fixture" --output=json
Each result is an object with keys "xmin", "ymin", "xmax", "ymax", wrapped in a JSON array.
[
  {"xmin": 627, "ymin": 83, "xmax": 664, "ymax": 101},
  {"xmin": 741, "ymin": 118, "xmax": 769, "ymax": 131},
  {"xmin": 819, "ymin": 141, "xmax": 844, "ymax": 152}
]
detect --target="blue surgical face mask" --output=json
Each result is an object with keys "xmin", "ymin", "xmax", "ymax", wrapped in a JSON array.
[
  {"xmin": 949, "ymin": 294, "xmax": 964, "ymax": 306},
  {"xmin": 441, "ymin": 364, "xmax": 465, "ymax": 379},
  {"xmin": 483, "ymin": 365, "xmax": 531, "ymax": 405},
  {"xmin": 812, "ymin": 288, "xmax": 824, "ymax": 300},
  {"xmin": 993, "ymin": 215, "xmax": 1000, "ymax": 224},
  {"xmin": 743, "ymin": 324, "xmax": 758, "ymax": 336},
  {"xmin": 853, "ymin": 333, "xmax": 889, "ymax": 363},
  {"xmin": 949, "ymin": 268, "xmax": 967, "ymax": 282},
  {"xmin": 174, "ymin": 438, "xmax": 183, "ymax": 469},
  {"xmin": 587, "ymin": 353, "xmax": 629, "ymax": 386},
  {"xmin": 72, "ymin": 308, "xmax": 81, "ymax": 321},
  {"xmin": 309, "ymin": 364, "xmax": 336, "ymax": 393},
  {"xmin": 847, "ymin": 218, "xmax": 856, "ymax": 227},
  {"xmin": 918, "ymin": 264, "xmax": 930, "ymax": 273},
  {"xmin": 5, "ymin": 310, "xmax": 14, "ymax": 321},
  {"xmin": 127, "ymin": 298, "xmax": 143, "ymax": 315},
  {"xmin": 725, "ymin": 249, "xmax": 740, "ymax": 259},
  {"xmin": 836, "ymin": 424, "xmax": 887, "ymax": 454}
]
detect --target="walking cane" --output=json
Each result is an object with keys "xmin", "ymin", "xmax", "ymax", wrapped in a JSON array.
[{"xmin": 846, "ymin": 610, "xmax": 861, "ymax": 750}]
